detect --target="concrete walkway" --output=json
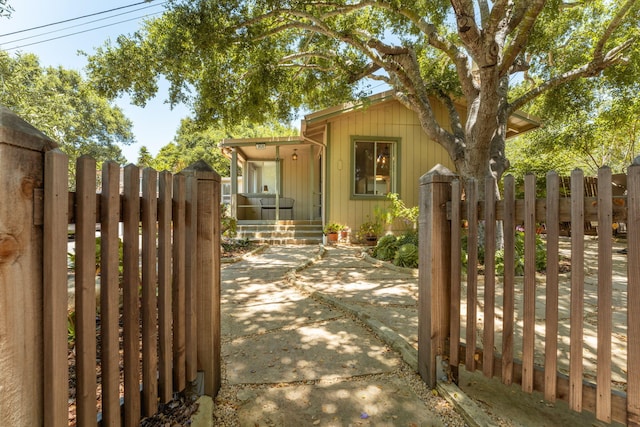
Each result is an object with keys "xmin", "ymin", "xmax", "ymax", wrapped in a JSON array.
[
  {"xmin": 218, "ymin": 245, "xmax": 462, "ymax": 426},
  {"xmin": 216, "ymin": 243, "xmax": 612, "ymax": 427}
]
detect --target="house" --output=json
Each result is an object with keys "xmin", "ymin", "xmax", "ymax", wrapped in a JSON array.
[{"xmin": 219, "ymin": 91, "xmax": 538, "ymax": 243}]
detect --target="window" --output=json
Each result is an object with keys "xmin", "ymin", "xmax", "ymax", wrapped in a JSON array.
[
  {"xmin": 352, "ymin": 138, "xmax": 397, "ymax": 197},
  {"xmin": 246, "ymin": 161, "xmax": 280, "ymax": 194}
]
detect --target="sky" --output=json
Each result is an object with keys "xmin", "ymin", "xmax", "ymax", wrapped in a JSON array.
[{"xmin": 0, "ymin": 0, "xmax": 189, "ymax": 163}]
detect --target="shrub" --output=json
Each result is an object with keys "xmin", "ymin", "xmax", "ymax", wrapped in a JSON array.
[
  {"xmin": 373, "ymin": 235, "xmax": 399, "ymax": 260},
  {"xmin": 396, "ymin": 230, "xmax": 418, "ymax": 247},
  {"xmin": 393, "ymin": 243, "xmax": 419, "ymax": 268},
  {"xmin": 377, "ymin": 193, "xmax": 418, "ymax": 230}
]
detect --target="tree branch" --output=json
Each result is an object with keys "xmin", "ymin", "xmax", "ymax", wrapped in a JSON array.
[
  {"xmin": 364, "ymin": 1, "xmax": 477, "ymax": 99},
  {"xmin": 508, "ymin": 39, "xmax": 634, "ymax": 114},
  {"xmin": 478, "ymin": 0, "xmax": 491, "ymax": 26},
  {"xmin": 347, "ymin": 62, "xmax": 383, "ymax": 83},
  {"xmin": 279, "ymin": 51, "xmax": 338, "ymax": 64},
  {"xmin": 593, "ymin": 0, "xmax": 637, "ymax": 61},
  {"xmin": 499, "ymin": 1, "xmax": 546, "ymax": 77},
  {"xmin": 396, "ymin": 92, "xmax": 462, "ymax": 160},
  {"xmin": 450, "ymin": 0, "xmax": 482, "ymax": 48},
  {"xmin": 485, "ymin": 0, "xmax": 510, "ymax": 35},
  {"xmin": 437, "ymin": 91, "xmax": 466, "ymax": 142}
]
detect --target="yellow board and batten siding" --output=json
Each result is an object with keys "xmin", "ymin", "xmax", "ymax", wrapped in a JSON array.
[
  {"xmin": 280, "ymin": 144, "xmax": 321, "ymax": 220},
  {"xmin": 325, "ymin": 99, "xmax": 455, "ymax": 232}
]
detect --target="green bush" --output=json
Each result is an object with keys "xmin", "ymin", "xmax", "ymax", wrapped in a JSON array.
[
  {"xmin": 396, "ymin": 230, "xmax": 418, "ymax": 247},
  {"xmin": 393, "ymin": 243, "xmax": 419, "ymax": 268},
  {"xmin": 373, "ymin": 235, "xmax": 399, "ymax": 261},
  {"xmin": 377, "ymin": 193, "xmax": 419, "ymax": 230}
]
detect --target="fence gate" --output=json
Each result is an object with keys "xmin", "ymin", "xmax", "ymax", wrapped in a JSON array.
[
  {"xmin": 418, "ymin": 161, "xmax": 640, "ymax": 426},
  {"xmin": 0, "ymin": 107, "xmax": 222, "ymax": 426}
]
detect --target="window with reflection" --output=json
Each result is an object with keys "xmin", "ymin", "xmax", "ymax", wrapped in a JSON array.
[{"xmin": 352, "ymin": 138, "xmax": 397, "ymax": 198}]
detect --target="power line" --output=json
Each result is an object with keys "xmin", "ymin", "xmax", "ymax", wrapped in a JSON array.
[
  {"xmin": 0, "ymin": 0, "xmax": 160, "ymax": 38},
  {"xmin": 2, "ymin": 12, "xmax": 163, "ymax": 51},
  {"xmin": 4, "ymin": 3, "xmax": 164, "ymax": 45}
]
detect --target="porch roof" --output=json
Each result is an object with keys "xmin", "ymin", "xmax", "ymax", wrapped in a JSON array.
[{"xmin": 219, "ymin": 135, "xmax": 308, "ymax": 161}]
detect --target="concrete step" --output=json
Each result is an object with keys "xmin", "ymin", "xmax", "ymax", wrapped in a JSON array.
[{"xmin": 236, "ymin": 221, "xmax": 323, "ymax": 244}]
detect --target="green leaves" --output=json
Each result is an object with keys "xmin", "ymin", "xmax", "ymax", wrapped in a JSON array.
[
  {"xmin": 84, "ymin": 0, "xmax": 640, "ymax": 187},
  {"xmin": 0, "ymin": 52, "xmax": 132, "ymax": 175}
]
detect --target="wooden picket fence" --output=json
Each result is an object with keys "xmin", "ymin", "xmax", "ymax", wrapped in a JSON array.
[
  {"xmin": 418, "ymin": 160, "xmax": 640, "ymax": 426},
  {"xmin": 0, "ymin": 108, "xmax": 221, "ymax": 427}
]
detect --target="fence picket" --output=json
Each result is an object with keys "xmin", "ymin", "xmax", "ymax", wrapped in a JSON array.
[
  {"xmin": 501, "ymin": 175, "xmax": 515, "ymax": 385},
  {"xmin": 483, "ymin": 176, "xmax": 496, "ymax": 378},
  {"xmin": 100, "ymin": 161, "xmax": 122, "ymax": 427},
  {"xmin": 450, "ymin": 180, "xmax": 462, "ymax": 374},
  {"xmin": 123, "ymin": 164, "xmax": 141, "ymax": 427},
  {"xmin": 172, "ymin": 174, "xmax": 187, "ymax": 391},
  {"xmin": 185, "ymin": 175, "xmax": 198, "ymax": 382},
  {"xmin": 570, "ymin": 169, "xmax": 585, "ymax": 412},
  {"xmin": 465, "ymin": 179, "xmax": 478, "ymax": 371},
  {"xmin": 43, "ymin": 149, "xmax": 69, "ymax": 427},
  {"xmin": 521, "ymin": 174, "xmax": 536, "ymax": 393},
  {"xmin": 158, "ymin": 171, "xmax": 173, "ymax": 403},
  {"xmin": 627, "ymin": 158, "xmax": 640, "ymax": 425},
  {"xmin": 596, "ymin": 167, "xmax": 613, "ymax": 423},
  {"xmin": 75, "ymin": 156, "xmax": 98, "ymax": 425},
  {"xmin": 141, "ymin": 168, "xmax": 159, "ymax": 417},
  {"xmin": 544, "ymin": 171, "xmax": 560, "ymax": 403}
]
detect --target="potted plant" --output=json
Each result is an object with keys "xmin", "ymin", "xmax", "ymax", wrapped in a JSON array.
[
  {"xmin": 340, "ymin": 226, "xmax": 350, "ymax": 241},
  {"xmin": 323, "ymin": 222, "xmax": 344, "ymax": 243},
  {"xmin": 358, "ymin": 220, "xmax": 382, "ymax": 246}
]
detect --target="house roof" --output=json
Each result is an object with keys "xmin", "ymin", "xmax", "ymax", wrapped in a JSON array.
[{"xmin": 219, "ymin": 91, "xmax": 540, "ymax": 160}]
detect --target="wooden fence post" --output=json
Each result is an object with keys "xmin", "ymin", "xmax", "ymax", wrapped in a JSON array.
[
  {"xmin": 418, "ymin": 164, "xmax": 455, "ymax": 387},
  {"xmin": 182, "ymin": 160, "xmax": 221, "ymax": 397},
  {"xmin": 0, "ymin": 106, "xmax": 57, "ymax": 425}
]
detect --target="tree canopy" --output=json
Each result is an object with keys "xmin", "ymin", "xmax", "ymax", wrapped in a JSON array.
[
  {"xmin": 87, "ymin": 0, "xmax": 640, "ymax": 188},
  {"xmin": 0, "ymin": 52, "xmax": 133, "ymax": 171}
]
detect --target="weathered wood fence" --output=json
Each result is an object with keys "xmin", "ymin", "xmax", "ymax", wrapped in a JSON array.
[
  {"xmin": 0, "ymin": 107, "xmax": 221, "ymax": 426},
  {"xmin": 418, "ymin": 160, "xmax": 640, "ymax": 426}
]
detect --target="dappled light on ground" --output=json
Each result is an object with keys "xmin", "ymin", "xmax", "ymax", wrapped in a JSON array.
[{"xmin": 218, "ymin": 244, "xmax": 458, "ymax": 426}]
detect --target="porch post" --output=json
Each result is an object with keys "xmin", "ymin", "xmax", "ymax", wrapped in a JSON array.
[
  {"xmin": 418, "ymin": 164, "xmax": 454, "ymax": 387},
  {"xmin": 275, "ymin": 145, "xmax": 280, "ymax": 221},
  {"xmin": 309, "ymin": 145, "xmax": 314, "ymax": 220},
  {"xmin": 230, "ymin": 148, "xmax": 238, "ymax": 218}
]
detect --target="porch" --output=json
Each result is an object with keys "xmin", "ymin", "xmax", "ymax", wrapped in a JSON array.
[{"xmin": 219, "ymin": 135, "xmax": 325, "ymax": 224}]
